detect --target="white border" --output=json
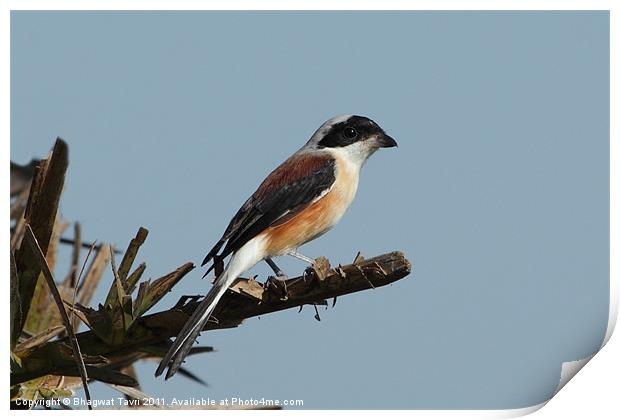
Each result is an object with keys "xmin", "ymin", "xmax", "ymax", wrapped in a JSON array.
[{"xmin": 3, "ymin": 1, "xmax": 617, "ymax": 418}]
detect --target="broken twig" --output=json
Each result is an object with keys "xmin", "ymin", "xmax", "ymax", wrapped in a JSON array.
[{"xmin": 22, "ymin": 225, "xmax": 93, "ymax": 410}]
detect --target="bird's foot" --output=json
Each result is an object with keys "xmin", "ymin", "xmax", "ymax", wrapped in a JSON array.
[
  {"xmin": 264, "ymin": 273, "xmax": 289, "ymax": 301},
  {"xmin": 288, "ymin": 250, "xmax": 316, "ymax": 266},
  {"xmin": 302, "ymin": 256, "xmax": 331, "ymax": 283}
]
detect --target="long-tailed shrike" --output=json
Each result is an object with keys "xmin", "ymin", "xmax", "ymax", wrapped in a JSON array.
[{"xmin": 156, "ymin": 115, "xmax": 397, "ymax": 379}]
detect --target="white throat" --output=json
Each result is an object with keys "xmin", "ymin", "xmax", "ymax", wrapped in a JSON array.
[{"xmin": 327, "ymin": 139, "xmax": 379, "ymax": 173}]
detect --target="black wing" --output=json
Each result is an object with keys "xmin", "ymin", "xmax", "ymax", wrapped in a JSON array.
[{"xmin": 201, "ymin": 153, "xmax": 336, "ymax": 272}]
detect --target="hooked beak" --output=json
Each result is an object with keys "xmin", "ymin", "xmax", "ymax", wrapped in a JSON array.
[{"xmin": 378, "ymin": 133, "xmax": 398, "ymax": 148}]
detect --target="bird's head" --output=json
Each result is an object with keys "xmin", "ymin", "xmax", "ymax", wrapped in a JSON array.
[{"xmin": 305, "ymin": 115, "xmax": 397, "ymax": 167}]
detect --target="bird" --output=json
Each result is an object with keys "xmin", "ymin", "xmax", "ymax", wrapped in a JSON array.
[{"xmin": 155, "ymin": 115, "xmax": 397, "ymax": 379}]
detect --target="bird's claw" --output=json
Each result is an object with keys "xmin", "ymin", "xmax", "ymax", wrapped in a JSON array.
[{"xmin": 264, "ymin": 274, "xmax": 289, "ymax": 301}]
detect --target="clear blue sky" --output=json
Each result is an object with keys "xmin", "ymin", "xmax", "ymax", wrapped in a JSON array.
[{"xmin": 11, "ymin": 11, "xmax": 609, "ymax": 409}]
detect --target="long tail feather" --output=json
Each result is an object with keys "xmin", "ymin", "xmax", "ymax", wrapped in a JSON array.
[
  {"xmin": 155, "ymin": 274, "xmax": 230, "ymax": 378},
  {"xmin": 155, "ymin": 238, "xmax": 264, "ymax": 379},
  {"xmin": 155, "ymin": 245, "xmax": 258, "ymax": 379},
  {"xmin": 154, "ymin": 281, "xmax": 227, "ymax": 378}
]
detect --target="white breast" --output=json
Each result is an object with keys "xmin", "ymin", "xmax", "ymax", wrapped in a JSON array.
[{"xmin": 324, "ymin": 151, "xmax": 361, "ymax": 227}]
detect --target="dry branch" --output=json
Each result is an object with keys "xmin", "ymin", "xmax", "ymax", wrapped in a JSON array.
[
  {"xmin": 13, "ymin": 138, "xmax": 68, "ymax": 345},
  {"xmin": 63, "ymin": 222, "xmax": 82, "ymax": 288},
  {"xmin": 14, "ymin": 326, "xmax": 65, "ymax": 353},
  {"xmin": 11, "ymin": 251, "xmax": 411, "ymax": 386},
  {"xmin": 77, "ymin": 245, "xmax": 111, "ymax": 308},
  {"xmin": 146, "ymin": 251, "xmax": 411, "ymax": 333}
]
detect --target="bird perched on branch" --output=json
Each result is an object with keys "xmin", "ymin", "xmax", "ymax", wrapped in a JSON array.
[{"xmin": 155, "ymin": 115, "xmax": 397, "ymax": 379}]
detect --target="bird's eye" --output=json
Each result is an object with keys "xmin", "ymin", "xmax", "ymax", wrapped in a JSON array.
[{"xmin": 343, "ymin": 127, "xmax": 358, "ymax": 139}]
